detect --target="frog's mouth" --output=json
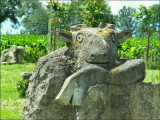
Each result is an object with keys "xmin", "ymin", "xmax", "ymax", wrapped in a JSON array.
[
  {"xmin": 85, "ymin": 59, "xmax": 126, "ymax": 66},
  {"xmin": 85, "ymin": 60, "xmax": 109, "ymax": 64}
]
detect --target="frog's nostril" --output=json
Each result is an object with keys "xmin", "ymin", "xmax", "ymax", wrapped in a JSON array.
[{"xmin": 91, "ymin": 54, "xmax": 94, "ymax": 57}]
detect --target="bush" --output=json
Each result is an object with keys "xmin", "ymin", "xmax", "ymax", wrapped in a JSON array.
[{"xmin": 17, "ymin": 79, "xmax": 29, "ymax": 97}]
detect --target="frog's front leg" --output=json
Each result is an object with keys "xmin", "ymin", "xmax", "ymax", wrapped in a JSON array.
[
  {"xmin": 110, "ymin": 59, "xmax": 145, "ymax": 85},
  {"xmin": 55, "ymin": 64, "xmax": 109, "ymax": 106}
]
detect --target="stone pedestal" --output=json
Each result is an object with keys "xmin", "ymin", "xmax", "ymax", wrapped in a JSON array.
[{"xmin": 77, "ymin": 83, "xmax": 160, "ymax": 120}]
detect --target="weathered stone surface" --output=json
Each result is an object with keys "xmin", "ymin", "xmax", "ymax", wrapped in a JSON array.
[
  {"xmin": 21, "ymin": 72, "xmax": 32, "ymax": 80},
  {"xmin": 1, "ymin": 45, "xmax": 25, "ymax": 64},
  {"xmin": 55, "ymin": 59, "xmax": 146, "ymax": 106},
  {"xmin": 22, "ymin": 47, "xmax": 76, "ymax": 120},
  {"xmin": 77, "ymin": 83, "xmax": 160, "ymax": 120}
]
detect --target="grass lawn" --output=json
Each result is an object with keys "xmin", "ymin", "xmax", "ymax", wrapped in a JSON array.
[
  {"xmin": 1, "ymin": 64, "xmax": 160, "ymax": 119},
  {"xmin": 1, "ymin": 63, "xmax": 35, "ymax": 119},
  {"xmin": 144, "ymin": 69, "xmax": 160, "ymax": 83}
]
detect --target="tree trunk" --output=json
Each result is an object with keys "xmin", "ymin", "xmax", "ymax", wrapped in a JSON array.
[
  {"xmin": 54, "ymin": 23, "xmax": 57, "ymax": 51},
  {"xmin": 107, "ymin": 16, "xmax": 108, "ymax": 23},
  {"xmin": 147, "ymin": 29, "xmax": 150, "ymax": 62},
  {"xmin": 50, "ymin": 33, "xmax": 53, "ymax": 52}
]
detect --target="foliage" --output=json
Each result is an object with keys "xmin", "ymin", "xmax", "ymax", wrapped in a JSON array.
[
  {"xmin": 116, "ymin": 6, "xmax": 138, "ymax": 35},
  {"xmin": 118, "ymin": 32, "xmax": 160, "ymax": 69},
  {"xmin": 17, "ymin": 0, "xmax": 49, "ymax": 35},
  {"xmin": 80, "ymin": 0, "xmax": 112, "ymax": 27},
  {"xmin": 47, "ymin": 0, "xmax": 84, "ymax": 31},
  {"xmin": 67, "ymin": 0, "xmax": 83, "ymax": 26},
  {"xmin": 0, "ymin": 0, "xmax": 21, "ymax": 24},
  {"xmin": 135, "ymin": 5, "xmax": 153, "ymax": 35},
  {"xmin": 150, "ymin": 4, "xmax": 160, "ymax": 32},
  {"xmin": 21, "ymin": 8, "xmax": 49, "ymax": 35},
  {"xmin": 47, "ymin": 0, "xmax": 70, "ymax": 30},
  {"xmin": 47, "ymin": 0, "xmax": 70, "ymax": 51},
  {"xmin": 135, "ymin": 5, "xmax": 155, "ymax": 62},
  {"xmin": 17, "ymin": 79, "xmax": 29, "ymax": 97},
  {"xmin": 115, "ymin": 4, "xmax": 159, "ymax": 36},
  {"xmin": 1, "ymin": 63, "xmax": 35, "ymax": 119}
]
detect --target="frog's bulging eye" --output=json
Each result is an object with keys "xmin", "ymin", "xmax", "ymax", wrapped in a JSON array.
[{"xmin": 76, "ymin": 33, "xmax": 84, "ymax": 43}]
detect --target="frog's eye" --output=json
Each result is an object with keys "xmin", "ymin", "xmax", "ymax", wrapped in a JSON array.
[{"xmin": 76, "ymin": 33, "xmax": 84, "ymax": 43}]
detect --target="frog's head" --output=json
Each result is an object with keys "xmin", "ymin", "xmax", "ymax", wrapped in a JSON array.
[{"xmin": 56, "ymin": 23, "xmax": 131, "ymax": 65}]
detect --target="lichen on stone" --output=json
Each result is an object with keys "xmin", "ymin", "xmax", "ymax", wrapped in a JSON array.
[
  {"xmin": 96, "ymin": 30, "xmax": 105, "ymax": 34},
  {"xmin": 105, "ymin": 29, "xmax": 111, "ymax": 36}
]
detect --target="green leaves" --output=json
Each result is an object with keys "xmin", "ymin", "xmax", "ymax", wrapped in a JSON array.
[
  {"xmin": 80, "ymin": 0, "xmax": 112, "ymax": 27},
  {"xmin": 118, "ymin": 34, "xmax": 160, "ymax": 63},
  {"xmin": 0, "ymin": 0, "xmax": 21, "ymax": 24},
  {"xmin": 17, "ymin": 79, "xmax": 29, "ymax": 97},
  {"xmin": 116, "ymin": 6, "xmax": 137, "ymax": 35},
  {"xmin": 135, "ymin": 5, "xmax": 153, "ymax": 29},
  {"xmin": 18, "ymin": 0, "xmax": 49, "ymax": 35}
]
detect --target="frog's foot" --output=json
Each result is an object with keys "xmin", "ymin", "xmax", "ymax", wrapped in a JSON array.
[{"xmin": 110, "ymin": 59, "xmax": 145, "ymax": 85}]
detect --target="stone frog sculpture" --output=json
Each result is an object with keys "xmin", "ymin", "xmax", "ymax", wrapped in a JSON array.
[
  {"xmin": 55, "ymin": 23, "xmax": 145, "ymax": 106},
  {"xmin": 1, "ymin": 45, "xmax": 25, "ymax": 64},
  {"xmin": 22, "ymin": 23, "xmax": 146, "ymax": 120}
]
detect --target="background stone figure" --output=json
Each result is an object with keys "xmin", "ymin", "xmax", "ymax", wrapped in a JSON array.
[{"xmin": 1, "ymin": 45, "xmax": 25, "ymax": 64}]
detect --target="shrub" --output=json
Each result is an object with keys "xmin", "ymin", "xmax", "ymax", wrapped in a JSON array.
[{"xmin": 17, "ymin": 79, "xmax": 29, "ymax": 97}]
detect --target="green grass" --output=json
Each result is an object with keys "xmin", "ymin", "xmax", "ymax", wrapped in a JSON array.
[
  {"xmin": 1, "ymin": 64, "xmax": 160, "ymax": 119},
  {"xmin": 144, "ymin": 69, "xmax": 160, "ymax": 83},
  {"xmin": 1, "ymin": 63, "xmax": 35, "ymax": 119}
]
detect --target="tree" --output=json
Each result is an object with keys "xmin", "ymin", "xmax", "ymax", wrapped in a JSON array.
[
  {"xmin": 116, "ymin": 6, "xmax": 138, "ymax": 35},
  {"xmin": 80, "ymin": 0, "xmax": 112, "ymax": 27},
  {"xmin": 0, "ymin": 0, "xmax": 21, "ymax": 24},
  {"xmin": 67, "ymin": 0, "xmax": 83, "ymax": 26},
  {"xmin": 47, "ymin": 0, "xmax": 70, "ymax": 51},
  {"xmin": 18, "ymin": 0, "xmax": 49, "ymax": 35},
  {"xmin": 150, "ymin": 4, "xmax": 160, "ymax": 32},
  {"xmin": 135, "ymin": 5, "xmax": 153, "ymax": 62}
]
